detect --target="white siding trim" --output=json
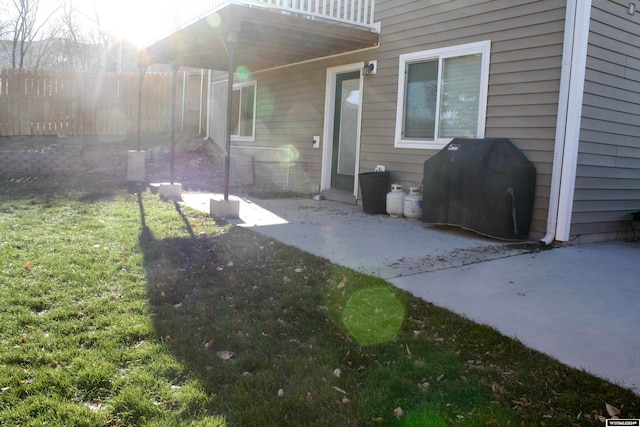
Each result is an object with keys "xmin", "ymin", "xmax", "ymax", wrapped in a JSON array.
[
  {"xmin": 394, "ymin": 40, "xmax": 491, "ymax": 150},
  {"xmin": 231, "ymin": 80, "xmax": 258, "ymax": 142}
]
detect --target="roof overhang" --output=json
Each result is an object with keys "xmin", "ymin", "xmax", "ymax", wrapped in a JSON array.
[{"xmin": 138, "ymin": 3, "xmax": 380, "ymax": 72}]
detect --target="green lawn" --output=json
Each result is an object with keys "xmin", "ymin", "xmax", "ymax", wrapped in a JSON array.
[{"xmin": 0, "ymin": 173, "xmax": 638, "ymax": 426}]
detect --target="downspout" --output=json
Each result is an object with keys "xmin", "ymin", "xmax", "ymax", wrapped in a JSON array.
[
  {"xmin": 541, "ymin": 0, "xmax": 591, "ymax": 244},
  {"xmin": 541, "ymin": 0, "xmax": 577, "ymax": 244},
  {"xmin": 555, "ymin": 0, "xmax": 591, "ymax": 242}
]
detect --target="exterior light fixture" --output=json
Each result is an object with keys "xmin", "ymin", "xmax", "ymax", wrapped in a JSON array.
[{"xmin": 362, "ymin": 60, "xmax": 377, "ymax": 76}]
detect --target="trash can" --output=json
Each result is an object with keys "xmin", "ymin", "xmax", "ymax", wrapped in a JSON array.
[{"xmin": 358, "ymin": 171, "xmax": 390, "ymax": 214}]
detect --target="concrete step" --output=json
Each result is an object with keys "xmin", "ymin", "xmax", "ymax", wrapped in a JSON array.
[{"xmin": 321, "ymin": 189, "xmax": 357, "ymax": 205}]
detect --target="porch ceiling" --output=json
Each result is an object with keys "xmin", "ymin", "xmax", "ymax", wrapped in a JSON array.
[{"xmin": 138, "ymin": 4, "xmax": 380, "ymax": 72}]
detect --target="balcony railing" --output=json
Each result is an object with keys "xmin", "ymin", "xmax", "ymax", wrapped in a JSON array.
[{"xmin": 176, "ymin": 0, "xmax": 378, "ymax": 32}]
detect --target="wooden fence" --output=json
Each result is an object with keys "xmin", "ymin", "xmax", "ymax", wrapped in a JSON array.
[{"xmin": 0, "ymin": 69, "xmax": 207, "ymax": 137}]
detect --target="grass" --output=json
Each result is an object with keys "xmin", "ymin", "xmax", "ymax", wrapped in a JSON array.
[{"xmin": 0, "ymin": 172, "xmax": 638, "ymax": 426}]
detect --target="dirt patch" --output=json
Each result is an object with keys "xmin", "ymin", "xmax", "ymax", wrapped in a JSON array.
[
  {"xmin": 383, "ymin": 243, "xmax": 544, "ymax": 277},
  {"xmin": 0, "ymin": 133, "xmax": 229, "ymax": 193},
  {"xmin": 146, "ymin": 145, "xmax": 226, "ymax": 192}
]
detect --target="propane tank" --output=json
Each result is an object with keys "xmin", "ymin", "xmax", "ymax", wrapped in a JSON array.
[
  {"xmin": 403, "ymin": 187, "xmax": 423, "ymax": 220},
  {"xmin": 386, "ymin": 184, "xmax": 405, "ymax": 217}
]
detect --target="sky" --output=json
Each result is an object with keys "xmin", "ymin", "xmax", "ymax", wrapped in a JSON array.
[{"xmin": 85, "ymin": 0, "xmax": 176, "ymax": 47}]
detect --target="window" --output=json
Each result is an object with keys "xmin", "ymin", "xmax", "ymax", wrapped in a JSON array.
[
  {"xmin": 395, "ymin": 41, "xmax": 491, "ymax": 149},
  {"xmin": 231, "ymin": 81, "xmax": 256, "ymax": 141}
]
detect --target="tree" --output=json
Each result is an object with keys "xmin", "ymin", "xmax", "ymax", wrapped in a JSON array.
[
  {"xmin": 4, "ymin": 0, "xmax": 61, "ymax": 69},
  {"xmin": 47, "ymin": 0, "xmax": 104, "ymax": 71},
  {"xmin": 0, "ymin": 0, "xmax": 135, "ymax": 72}
]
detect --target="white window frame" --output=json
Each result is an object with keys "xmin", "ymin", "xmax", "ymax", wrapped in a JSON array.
[
  {"xmin": 231, "ymin": 80, "xmax": 257, "ymax": 142},
  {"xmin": 394, "ymin": 40, "xmax": 491, "ymax": 150}
]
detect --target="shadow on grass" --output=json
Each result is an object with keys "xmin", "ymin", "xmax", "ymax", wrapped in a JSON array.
[
  {"xmin": 173, "ymin": 201, "xmax": 196, "ymax": 238},
  {"xmin": 134, "ymin": 192, "xmax": 419, "ymax": 425},
  {"xmin": 132, "ymin": 190, "xmax": 530, "ymax": 427},
  {"xmin": 136, "ymin": 192, "xmax": 224, "ymax": 395}
]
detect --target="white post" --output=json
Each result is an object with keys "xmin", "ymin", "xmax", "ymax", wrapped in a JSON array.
[
  {"xmin": 198, "ymin": 69, "xmax": 204, "ymax": 135},
  {"xmin": 181, "ymin": 71, "xmax": 187, "ymax": 131}
]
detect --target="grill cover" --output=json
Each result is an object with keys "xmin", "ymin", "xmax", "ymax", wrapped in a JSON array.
[{"xmin": 422, "ymin": 138, "xmax": 536, "ymax": 240}]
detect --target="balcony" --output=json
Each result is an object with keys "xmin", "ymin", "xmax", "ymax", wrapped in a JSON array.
[
  {"xmin": 177, "ymin": 0, "xmax": 379, "ymax": 32},
  {"xmin": 139, "ymin": 0, "xmax": 380, "ymax": 71}
]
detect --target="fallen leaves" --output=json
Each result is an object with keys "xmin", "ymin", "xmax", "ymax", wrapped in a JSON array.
[
  {"xmin": 606, "ymin": 403, "xmax": 621, "ymax": 418},
  {"xmin": 216, "ymin": 350, "xmax": 234, "ymax": 361},
  {"xmin": 511, "ymin": 396, "xmax": 532, "ymax": 411},
  {"xmin": 393, "ymin": 407, "xmax": 404, "ymax": 419},
  {"xmin": 594, "ymin": 403, "xmax": 624, "ymax": 422},
  {"xmin": 417, "ymin": 381, "xmax": 431, "ymax": 391},
  {"xmin": 3, "ymin": 175, "xmax": 636, "ymax": 427},
  {"xmin": 491, "ymin": 382, "xmax": 505, "ymax": 395}
]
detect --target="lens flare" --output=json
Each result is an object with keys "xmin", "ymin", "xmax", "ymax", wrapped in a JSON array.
[
  {"xmin": 342, "ymin": 287, "xmax": 405, "ymax": 346},
  {"xmin": 235, "ymin": 66, "xmax": 252, "ymax": 82},
  {"xmin": 205, "ymin": 13, "xmax": 222, "ymax": 28},
  {"xmin": 277, "ymin": 145, "xmax": 299, "ymax": 163},
  {"xmin": 396, "ymin": 410, "xmax": 448, "ymax": 426}
]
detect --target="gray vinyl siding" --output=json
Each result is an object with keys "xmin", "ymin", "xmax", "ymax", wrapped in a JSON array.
[
  {"xmin": 244, "ymin": 0, "xmax": 568, "ymax": 238},
  {"xmin": 572, "ymin": 0, "xmax": 640, "ymax": 238},
  {"xmin": 235, "ymin": 64, "xmax": 329, "ymax": 191},
  {"xmin": 359, "ymin": 0, "xmax": 566, "ymax": 238}
]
